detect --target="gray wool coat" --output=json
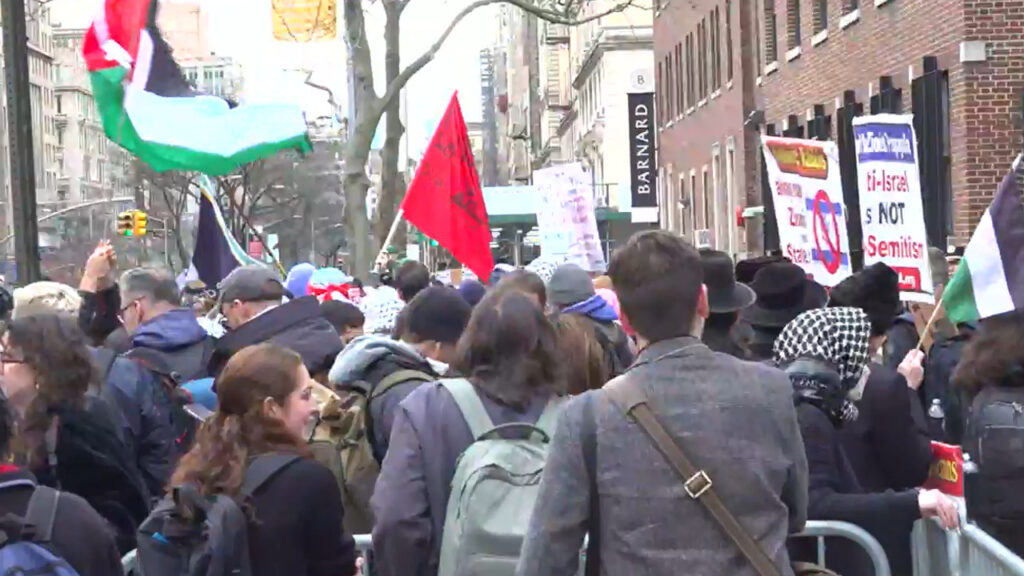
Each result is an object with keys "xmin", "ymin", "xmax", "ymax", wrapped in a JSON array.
[{"xmin": 516, "ymin": 336, "xmax": 809, "ymax": 576}]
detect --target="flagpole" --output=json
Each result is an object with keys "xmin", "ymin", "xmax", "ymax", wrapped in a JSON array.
[
  {"xmin": 375, "ymin": 208, "xmax": 404, "ymax": 269},
  {"xmin": 914, "ymin": 290, "xmax": 948, "ymax": 351}
]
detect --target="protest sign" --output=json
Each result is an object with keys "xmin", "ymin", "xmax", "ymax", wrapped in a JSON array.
[
  {"xmin": 533, "ymin": 163, "xmax": 607, "ymax": 272},
  {"xmin": 925, "ymin": 441, "xmax": 964, "ymax": 498},
  {"xmin": 761, "ymin": 136, "xmax": 852, "ymax": 287},
  {"xmin": 853, "ymin": 114, "xmax": 934, "ymax": 302}
]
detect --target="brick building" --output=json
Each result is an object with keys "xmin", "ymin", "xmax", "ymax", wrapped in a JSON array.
[
  {"xmin": 654, "ymin": 0, "xmax": 761, "ymax": 255},
  {"xmin": 656, "ymin": 0, "xmax": 1024, "ymax": 256}
]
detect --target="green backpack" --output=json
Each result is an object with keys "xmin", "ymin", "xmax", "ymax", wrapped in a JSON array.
[{"xmin": 437, "ymin": 378, "xmax": 564, "ymax": 576}]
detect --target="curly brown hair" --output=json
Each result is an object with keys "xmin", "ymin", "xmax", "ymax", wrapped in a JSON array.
[
  {"xmin": 5, "ymin": 313, "xmax": 94, "ymax": 438},
  {"xmin": 171, "ymin": 344, "xmax": 310, "ymax": 497},
  {"xmin": 953, "ymin": 309, "xmax": 1024, "ymax": 394},
  {"xmin": 551, "ymin": 313, "xmax": 609, "ymax": 395}
]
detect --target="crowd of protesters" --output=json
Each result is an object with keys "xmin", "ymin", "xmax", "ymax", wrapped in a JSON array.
[{"xmin": 0, "ymin": 229, "xmax": 1021, "ymax": 576}]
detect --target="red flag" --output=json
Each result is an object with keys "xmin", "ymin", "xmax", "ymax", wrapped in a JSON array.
[{"xmin": 401, "ymin": 94, "xmax": 494, "ymax": 281}]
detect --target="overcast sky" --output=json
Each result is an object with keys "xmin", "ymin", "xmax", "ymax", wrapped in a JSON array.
[{"xmin": 52, "ymin": 0, "xmax": 495, "ymax": 159}]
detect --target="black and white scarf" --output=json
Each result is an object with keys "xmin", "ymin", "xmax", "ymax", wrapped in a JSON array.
[{"xmin": 774, "ymin": 307, "xmax": 871, "ymax": 425}]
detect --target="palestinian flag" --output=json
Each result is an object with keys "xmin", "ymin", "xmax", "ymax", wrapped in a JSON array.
[
  {"xmin": 944, "ymin": 170, "xmax": 1024, "ymax": 324},
  {"xmin": 82, "ymin": 0, "xmax": 311, "ymax": 175}
]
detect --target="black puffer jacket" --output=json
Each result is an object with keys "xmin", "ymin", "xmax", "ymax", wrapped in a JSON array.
[{"xmin": 209, "ymin": 296, "xmax": 343, "ymax": 378}]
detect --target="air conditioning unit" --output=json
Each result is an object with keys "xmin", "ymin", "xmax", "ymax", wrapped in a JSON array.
[{"xmin": 695, "ymin": 229, "xmax": 713, "ymax": 249}]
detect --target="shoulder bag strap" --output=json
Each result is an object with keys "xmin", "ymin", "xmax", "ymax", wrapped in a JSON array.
[
  {"xmin": 241, "ymin": 453, "xmax": 302, "ymax": 497},
  {"xmin": 603, "ymin": 375, "xmax": 783, "ymax": 576},
  {"xmin": 533, "ymin": 396, "xmax": 565, "ymax": 439},
  {"xmin": 24, "ymin": 485, "xmax": 60, "ymax": 543},
  {"xmin": 439, "ymin": 378, "xmax": 495, "ymax": 439},
  {"xmin": 369, "ymin": 369, "xmax": 434, "ymax": 402}
]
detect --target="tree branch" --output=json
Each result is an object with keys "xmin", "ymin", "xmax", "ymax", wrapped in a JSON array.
[{"xmin": 378, "ymin": 0, "xmax": 637, "ymax": 114}]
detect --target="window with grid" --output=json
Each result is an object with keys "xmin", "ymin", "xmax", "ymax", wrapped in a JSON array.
[
  {"xmin": 726, "ymin": 0, "xmax": 734, "ymax": 81},
  {"xmin": 765, "ymin": 1, "xmax": 778, "ymax": 62},
  {"xmin": 788, "ymin": 0, "xmax": 801, "ymax": 49},
  {"xmin": 813, "ymin": 0, "xmax": 827, "ymax": 34}
]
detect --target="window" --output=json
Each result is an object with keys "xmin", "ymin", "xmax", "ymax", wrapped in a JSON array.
[
  {"xmin": 656, "ymin": 60, "xmax": 663, "ymax": 127},
  {"xmin": 675, "ymin": 43, "xmax": 684, "ymax": 115},
  {"xmin": 765, "ymin": 1, "xmax": 778, "ymax": 63},
  {"xmin": 686, "ymin": 33, "xmax": 695, "ymax": 106},
  {"xmin": 813, "ymin": 0, "xmax": 827, "ymax": 34},
  {"xmin": 788, "ymin": 0, "xmax": 802, "ymax": 49},
  {"xmin": 702, "ymin": 167, "xmax": 713, "ymax": 235},
  {"xmin": 55, "ymin": 94, "xmax": 61, "ymax": 114},
  {"xmin": 726, "ymin": 141, "xmax": 737, "ymax": 254},
  {"xmin": 689, "ymin": 171, "xmax": 698, "ymax": 234},
  {"xmin": 726, "ymin": 0, "xmax": 734, "ymax": 82},
  {"xmin": 698, "ymin": 18, "xmax": 707, "ymax": 98},
  {"xmin": 666, "ymin": 54, "xmax": 675, "ymax": 120},
  {"xmin": 711, "ymin": 8, "xmax": 720, "ymax": 91},
  {"xmin": 844, "ymin": 0, "xmax": 859, "ymax": 12},
  {"xmin": 754, "ymin": 0, "xmax": 763, "ymax": 73}
]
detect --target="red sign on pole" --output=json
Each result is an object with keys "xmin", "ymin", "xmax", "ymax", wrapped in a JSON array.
[{"xmin": 925, "ymin": 442, "xmax": 964, "ymax": 498}]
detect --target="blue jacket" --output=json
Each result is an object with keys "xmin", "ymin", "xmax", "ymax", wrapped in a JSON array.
[
  {"xmin": 91, "ymin": 347, "xmax": 177, "ymax": 499},
  {"xmin": 132, "ymin": 308, "xmax": 209, "ymax": 353}
]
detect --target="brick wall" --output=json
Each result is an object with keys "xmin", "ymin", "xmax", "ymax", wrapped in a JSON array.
[{"xmin": 655, "ymin": 0, "xmax": 757, "ymax": 255}]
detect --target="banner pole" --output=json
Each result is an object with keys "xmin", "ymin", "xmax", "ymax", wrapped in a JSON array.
[
  {"xmin": 375, "ymin": 208, "xmax": 405, "ymax": 269},
  {"xmin": 914, "ymin": 290, "xmax": 948, "ymax": 351}
]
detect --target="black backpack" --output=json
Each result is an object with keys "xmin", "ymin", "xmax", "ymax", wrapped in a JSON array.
[
  {"xmin": 0, "ymin": 482, "xmax": 79, "ymax": 576},
  {"xmin": 136, "ymin": 453, "xmax": 300, "ymax": 576},
  {"xmin": 125, "ymin": 339, "xmax": 214, "ymax": 456},
  {"xmin": 964, "ymin": 385, "xmax": 1024, "ymax": 520},
  {"xmin": 41, "ymin": 406, "xmax": 151, "ymax": 555}
]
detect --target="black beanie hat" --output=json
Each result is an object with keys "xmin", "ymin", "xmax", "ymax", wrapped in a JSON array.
[
  {"xmin": 404, "ymin": 286, "xmax": 473, "ymax": 344},
  {"xmin": 829, "ymin": 263, "xmax": 901, "ymax": 336}
]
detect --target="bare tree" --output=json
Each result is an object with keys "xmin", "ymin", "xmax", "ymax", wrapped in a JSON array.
[{"xmin": 341, "ymin": 0, "xmax": 642, "ymax": 278}]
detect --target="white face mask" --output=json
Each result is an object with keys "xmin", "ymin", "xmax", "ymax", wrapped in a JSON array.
[{"xmin": 847, "ymin": 366, "xmax": 870, "ymax": 402}]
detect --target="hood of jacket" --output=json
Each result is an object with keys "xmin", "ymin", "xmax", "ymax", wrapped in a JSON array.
[
  {"xmin": 329, "ymin": 334, "xmax": 432, "ymax": 385},
  {"xmin": 213, "ymin": 296, "xmax": 342, "ymax": 377},
  {"xmin": 132, "ymin": 308, "xmax": 208, "ymax": 351},
  {"xmin": 564, "ymin": 294, "xmax": 619, "ymax": 323}
]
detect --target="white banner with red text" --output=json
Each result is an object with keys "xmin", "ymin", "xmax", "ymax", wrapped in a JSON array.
[{"xmin": 762, "ymin": 136, "xmax": 852, "ymax": 287}]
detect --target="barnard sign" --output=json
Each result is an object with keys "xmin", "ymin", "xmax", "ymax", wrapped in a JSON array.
[{"xmin": 628, "ymin": 92, "xmax": 657, "ymax": 210}]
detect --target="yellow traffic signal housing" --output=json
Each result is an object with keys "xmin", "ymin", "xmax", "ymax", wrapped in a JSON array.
[
  {"xmin": 132, "ymin": 210, "xmax": 148, "ymax": 236},
  {"xmin": 116, "ymin": 211, "xmax": 134, "ymax": 236}
]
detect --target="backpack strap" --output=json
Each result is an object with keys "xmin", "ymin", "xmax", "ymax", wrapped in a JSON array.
[
  {"xmin": 23, "ymin": 486, "xmax": 59, "ymax": 543},
  {"xmin": 240, "ymin": 453, "xmax": 302, "ymax": 497},
  {"xmin": 440, "ymin": 378, "xmax": 495, "ymax": 440},
  {"xmin": 533, "ymin": 397, "xmax": 564, "ymax": 438},
  {"xmin": 369, "ymin": 369, "xmax": 434, "ymax": 402}
]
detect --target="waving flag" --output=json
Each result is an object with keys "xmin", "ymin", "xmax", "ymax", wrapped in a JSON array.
[
  {"xmin": 401, "ymin": 94, "xmax": 494, "ymax": 281},
  {"xmin": 83, "ymin": 0, "xmax": 310, "ymax": 175},
  {"xmin": 944, "ymin": 170, "xmax": 1024, "ymax": 324},
  {"xmin": 178, "ymin": 175, "xmax": 263, "ymax": 289}
]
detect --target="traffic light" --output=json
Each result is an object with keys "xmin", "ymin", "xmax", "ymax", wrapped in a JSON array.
[
  {"xmin": 132, "ymin": 210, "xmax": 148, "ymax": 236},
  {"xmin": 116, "ymin": 211, "xmax": 134, "ymax": 236}
]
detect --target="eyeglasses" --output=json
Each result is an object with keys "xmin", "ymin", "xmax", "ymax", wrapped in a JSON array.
[{"xmin": 117, "ymin": 299, "xmax": 141, "ymax": 324}]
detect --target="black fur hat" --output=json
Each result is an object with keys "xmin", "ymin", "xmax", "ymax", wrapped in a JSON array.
[{"xmin": 829, "ymin": 263, "xmax": 901, "ymax": 336}]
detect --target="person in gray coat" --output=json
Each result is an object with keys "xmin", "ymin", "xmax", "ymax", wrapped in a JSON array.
[
  {"xmin": 371, "ymin": 288, "xmax": 563, "ymax": 576},
  {"xmin": 518, "ymin": 230, "xmax": 809, "ymax": 576}
]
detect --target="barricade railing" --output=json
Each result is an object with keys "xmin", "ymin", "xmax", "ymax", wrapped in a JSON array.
[
  {"xmin": 793, "ymin": 520, "xmax": 892, "ymax": 576},
  {"xmin": 913, "ymin": 517, "xmax": 1024, "ymax": 576},
  {"xmin": 123, "ymin": 522, "xmax": 894, "ymax": 575}
]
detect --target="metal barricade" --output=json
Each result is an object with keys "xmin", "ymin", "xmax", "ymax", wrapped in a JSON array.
[
  {"xmin": 913, "ymin": 518, "xmax": 1024, "ymax": 576},
  {"xmin": 791, "ymin": 520, "xmax": 892, "ymax": 576}
]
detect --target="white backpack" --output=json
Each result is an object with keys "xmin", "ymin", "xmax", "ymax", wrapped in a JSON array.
[{"xmin": 437, "ymin": 378, "xmax": 563, "ymax": 576}]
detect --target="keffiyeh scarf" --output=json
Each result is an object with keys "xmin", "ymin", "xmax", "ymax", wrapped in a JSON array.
[{"xmin": 774, "ymin": 307, "xmax": 872, "ymax": 425}]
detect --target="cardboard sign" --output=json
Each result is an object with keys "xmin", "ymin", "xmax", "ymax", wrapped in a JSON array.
[
  {"xmin": 925, "ymin": 441, "xmax": 964, "ymax": 497},
  {"xmin": 761, "ymin": 136, "xmax": 852, "ymax": 287},
  {"xmin": 852, "ymin": 114, "xmax": 934, "ymax": 303}
]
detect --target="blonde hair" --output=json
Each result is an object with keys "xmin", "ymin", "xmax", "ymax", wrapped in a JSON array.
[{"xmin": 13, "ymin": 282, "xmax": 82, "ymax": 318}]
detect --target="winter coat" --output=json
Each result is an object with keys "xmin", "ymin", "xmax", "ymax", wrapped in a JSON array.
[
  {"xmin": 518, "ymin": 337, "xmax": 807, "ymax": 576},
  {"xmin": 883, "ymin": 313, "xmax": 918, "ymax": 371},
  {"xmin": 563, "ymin": 295, "xmax": 635, "ymax": 374},
  {"xmin": 922, "ymin": 323, "xmax": 975, "ymax": 443},
  {"xmin": 91, "ymin": 347, "xmax": 176, "ymax": 498},
  {"xmin": 791, "ymin": 400, "xmax": 921, "ymax": 576},
  {"xmin": 837, "ymin": 363, "xmax": 932, "ymax": 493},
  {"xmin": 209, "ymin": 296, "xmax": 342, "ymax": 378},
  {"xmin": 328, "ymin": 335, "xmax": 440, "ymax": 463},
  {"xmin": 371, "ymin": 381, "xmax": 553, "ymax": 576},
  {"xmin": 78, "ymin": 285, "xmax": 121, "ymax": 345}
]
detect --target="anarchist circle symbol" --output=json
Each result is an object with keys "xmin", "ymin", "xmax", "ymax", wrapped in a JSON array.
[{"xmin": 811, "ymin": 189, "xmax": 843, "ymax": 275}]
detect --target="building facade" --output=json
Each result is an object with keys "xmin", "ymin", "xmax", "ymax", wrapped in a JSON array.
[
  {"xmin": 656, "ymin": 0, "xmax": 1024, "ymax": 256},
  {"xmin": 654, "ymin": 0, "xmax": 757, "ymax": 255}
]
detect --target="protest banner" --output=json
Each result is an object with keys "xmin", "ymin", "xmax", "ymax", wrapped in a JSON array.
[
  {"xmin": 925, "ymin": 441, "xmax": 964, "ymax": 498},
  {"xmin": 853, "ymin": 114, "xmax": 934, "ymax": 302},
  {"xmin": 761, "ymin": 136, "xmax": 852, "ymax": 287},
  {"xmin": 533, "ymin": 163, "xmax": 607, "ymax": 272}
]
